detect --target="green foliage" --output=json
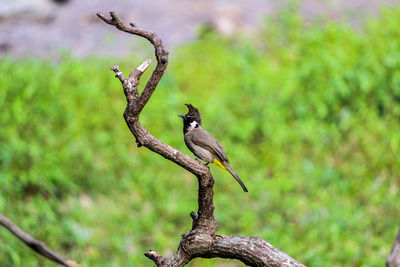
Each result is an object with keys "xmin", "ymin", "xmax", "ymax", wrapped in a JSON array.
[{"xmin": 1, "ymin": 6, "xmax": 400, "ymax": 266}]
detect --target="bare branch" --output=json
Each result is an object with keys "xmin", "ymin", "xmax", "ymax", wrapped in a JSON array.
[
  {"xmin": 387, "ymin": 226, "xmax": 400, "ymax": 267},
  {"xmin": 98, "ymin": 11, "xmax": 305, "ymax": 267},
  {"xmin": 0, "ymin": 214, "xmax": 77, "ymax": 267}
]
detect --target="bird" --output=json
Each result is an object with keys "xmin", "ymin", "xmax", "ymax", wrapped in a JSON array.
[{"xmin": 178, "ymin": 104, "xmax": 248, "ymax": 193}]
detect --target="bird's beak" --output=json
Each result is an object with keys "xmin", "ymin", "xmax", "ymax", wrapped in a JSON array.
[{"xmin": 178, "ymin": 114, "xmax": 185, "ymax": 119}]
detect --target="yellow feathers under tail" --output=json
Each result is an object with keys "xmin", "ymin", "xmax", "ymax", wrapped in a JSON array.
[
  {"xmin": 213, "ymin": 158, "xmax": 227, "ymax": 170},
  {"xmin": 212, "ymin": 158, "xmax": 248, "ymax": 192}
]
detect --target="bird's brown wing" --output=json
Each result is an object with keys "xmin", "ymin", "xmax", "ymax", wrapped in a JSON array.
[
  {"xmin": 191, "ymin": 127, "xmax": 248, "ymax": 193},
  {"xmin": 190, "ymin": 127, "xmax": 229, "ymax": 163}
]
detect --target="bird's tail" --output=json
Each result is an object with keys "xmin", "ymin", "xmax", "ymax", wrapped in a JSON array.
[{"xmin": 224, "ymin": 163, "xmax": 248, "ymax": 193}]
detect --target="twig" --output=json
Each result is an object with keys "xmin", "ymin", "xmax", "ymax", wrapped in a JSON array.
[
  {"xmin": 0, "ymin": 214, "xmax": 77, "ymax": 267},
  {"xmin": 97, "ymin": 11, "xmax": 305, "ymax": 266}
]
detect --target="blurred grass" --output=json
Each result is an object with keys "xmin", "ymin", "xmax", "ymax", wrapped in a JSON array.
[{"xmin": 1, "ymin": 6, "xmax": 400, "ymax": 267}]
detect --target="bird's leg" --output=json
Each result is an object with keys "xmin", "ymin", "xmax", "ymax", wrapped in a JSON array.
[{"xmin": 204, "ymin": 162, "xmax": 211, "ymax": 169}]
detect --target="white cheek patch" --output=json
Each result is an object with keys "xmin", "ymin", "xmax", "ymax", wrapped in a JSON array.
[{"xmin": 189, "ymin": 121, "xmax": 198, "ymax": 129}]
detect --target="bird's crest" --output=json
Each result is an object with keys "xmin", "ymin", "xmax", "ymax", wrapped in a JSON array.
[{"xmin": 184, "ymin": 104, "xmax": 202, "ymax": 126}]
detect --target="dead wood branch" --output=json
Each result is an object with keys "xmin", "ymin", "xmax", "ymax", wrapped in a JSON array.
[
  {"xmin": 97, "ymin": 11, "xmax": 305, "ymax": 267},
  {"xmin": 0, "ymin": 214, "xmax": 77, "ymax": 267}
]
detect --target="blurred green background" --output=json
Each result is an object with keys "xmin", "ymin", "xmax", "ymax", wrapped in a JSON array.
[{"xmin": 1, "ymin": 4, "xmax": 400, "ymax": 267}]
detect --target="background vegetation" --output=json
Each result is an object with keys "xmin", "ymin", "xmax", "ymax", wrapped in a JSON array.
[{"xmin": 1, "ymin": 6, "xmax": 400, "ymax": 267}]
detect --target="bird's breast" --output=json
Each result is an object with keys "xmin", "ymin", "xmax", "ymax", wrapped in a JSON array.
[{"xmin": 184, "ymin": 134, "xmax": 214, "ymax": 163}]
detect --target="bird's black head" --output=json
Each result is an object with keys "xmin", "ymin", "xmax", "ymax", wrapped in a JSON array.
[{"xmin": 178, "ymin": 104, "xmax": 202, "ymax": 133}]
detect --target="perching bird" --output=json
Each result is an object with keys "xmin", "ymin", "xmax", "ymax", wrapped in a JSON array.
[{"xmin": 178, "ymin": 104, "xmax": 248, "ymax": 193}]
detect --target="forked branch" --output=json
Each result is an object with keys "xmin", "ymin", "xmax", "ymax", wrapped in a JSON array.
[{"xmin": 97, "ymin": 11, "xmax": 305, "ymax": 266}]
